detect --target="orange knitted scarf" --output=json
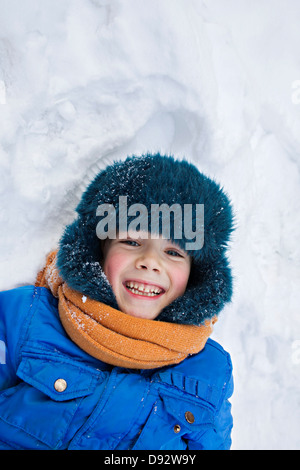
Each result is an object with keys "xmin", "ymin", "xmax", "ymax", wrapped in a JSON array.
[{"xmin": 35, "ymin": 251, "xmax": 216, "ymax": 369}]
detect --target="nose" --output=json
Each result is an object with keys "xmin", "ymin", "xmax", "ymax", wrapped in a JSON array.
[{"xmin": 135, "ymin": 247, "xmax": 161, "ymax": 273}]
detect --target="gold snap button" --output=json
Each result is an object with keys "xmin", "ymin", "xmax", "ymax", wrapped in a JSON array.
[
  {"xmin": 173, "ymin": 424, "xmax": 181, "ymax": 434},
  {"xmin": 185, "ymin": 411, "xmax": 195, "ymax": 424},
  {"xmin": 54, "ymin": 378, "xmax": 67, "ymax": 392}
]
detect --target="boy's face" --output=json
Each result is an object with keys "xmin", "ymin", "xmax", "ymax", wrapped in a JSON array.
[{"xmin": 102, "ymin": 231, "xmax": 191, "ymax": 320}]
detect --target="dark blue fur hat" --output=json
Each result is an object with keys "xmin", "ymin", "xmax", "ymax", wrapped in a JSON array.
[{"xmin": 57, "ymin": 153, "xmax": 234, "ymax": 325}]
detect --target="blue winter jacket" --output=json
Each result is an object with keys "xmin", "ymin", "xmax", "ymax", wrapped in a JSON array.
[{"xmin": 0, "ymin": 286, "xmax": 233, "ymax": 450}]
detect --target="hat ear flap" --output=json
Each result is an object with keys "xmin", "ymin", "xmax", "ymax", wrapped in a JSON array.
[
  {"xmin": 56, "ymin": 215, "xmax": 118, "ymax": 309},
  {"xmin": 157, "ymin": 255, "xmax": 233, "ymax": 325}
]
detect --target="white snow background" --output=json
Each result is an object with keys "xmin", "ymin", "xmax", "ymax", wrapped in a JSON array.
[{"xmin": 0, "ymin": 0, "xmax": 300, "ymax": 450}]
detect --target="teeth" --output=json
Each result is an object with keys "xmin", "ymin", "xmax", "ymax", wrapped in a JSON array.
[{"xmin": 125, "ymin": 281, "xmax": 163, "ymax": 296}]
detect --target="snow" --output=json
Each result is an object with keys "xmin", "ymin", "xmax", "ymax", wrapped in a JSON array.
[{"xmin": 1, "ymin": 0, "xmax": 300, "ymax": 450}]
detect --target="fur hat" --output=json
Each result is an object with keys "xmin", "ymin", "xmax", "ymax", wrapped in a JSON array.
[{"xmin": 57, "ymin": 153, "xmax": 234, "ymax": 325}]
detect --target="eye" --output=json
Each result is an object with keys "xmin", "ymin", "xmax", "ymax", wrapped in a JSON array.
[
  {"xmin": 165, "ymin": 249, "xmax": 183, "ymax": 257},
  {"xmin": 120, "ymin": 240, "xmax": 140, "ymax": 247}
]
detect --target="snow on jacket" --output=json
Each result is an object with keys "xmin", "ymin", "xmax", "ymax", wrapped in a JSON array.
[{"xmin": 0, "ymin": 286, "xmax": 233, "ymax": 450}]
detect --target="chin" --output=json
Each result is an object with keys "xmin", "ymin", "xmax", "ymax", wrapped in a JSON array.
[{"xmin": 123, "ymin": 307, "xmax": 160, "ymax": 321}]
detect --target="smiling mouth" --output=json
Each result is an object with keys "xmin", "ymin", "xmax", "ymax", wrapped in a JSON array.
[{"xmin": 124, "ymin": 280, "xmax": 165, "ymax": 297}]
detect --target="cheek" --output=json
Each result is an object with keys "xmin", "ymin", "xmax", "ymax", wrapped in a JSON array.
[
  {"xmin": 170, "ymin": 265, "xmax": 190, "ymax": 297},
  {"xmin": 103, "ymin": 251, "xmax": 128, "ymax": 288}
]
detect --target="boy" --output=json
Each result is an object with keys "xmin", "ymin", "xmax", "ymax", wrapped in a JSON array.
[{"xmin": 0, "ymin": 154, "xmax": 234, "ymax": 450}]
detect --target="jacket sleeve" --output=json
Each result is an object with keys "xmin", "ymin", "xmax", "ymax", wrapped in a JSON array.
[
  {"xmin": 0, "ymin": 287, "xmax": 34, "ymax": 391},
  {"xmin": 187, "ymin": 373, "xmax": 234, "ymax": 450}
]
